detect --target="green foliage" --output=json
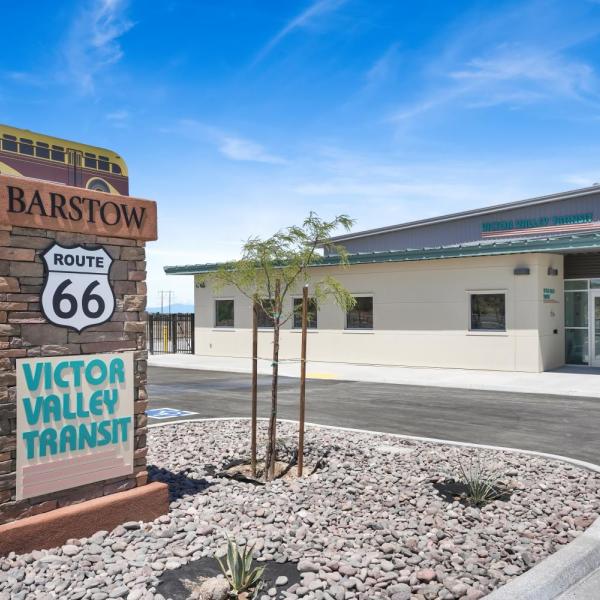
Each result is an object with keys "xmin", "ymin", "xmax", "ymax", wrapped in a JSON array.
[
  {"xmin": 211, "ymin": 212, "xmax": 356, "ymax": 481},
  {"xmin": 211, "ymin": 212, "xmax": 357, "ymax": 321},
  {"xmin": 451, "ymin": 452, "xmax": 504, "ymax": 507},
  {"xmin": 216, "ymin": 538, "xmax": 265, "ymax": 597}
]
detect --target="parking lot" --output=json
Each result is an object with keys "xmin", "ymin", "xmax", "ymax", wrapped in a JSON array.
[{"xmin": 148, "ymin": 366, "xmax": 600, "ymax": 464}]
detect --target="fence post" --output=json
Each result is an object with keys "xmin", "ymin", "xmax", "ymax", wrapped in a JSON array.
[
  {"xmin": 172, "ymin": 314, "xmax": 178, "ymax": 353},
  {"xmin": 148, "ymin": 313, "xmax": 154, "ymax": 355},
  {"xmin": 191, "ymin": 313, "xmax": 195, "ymax": 354}
]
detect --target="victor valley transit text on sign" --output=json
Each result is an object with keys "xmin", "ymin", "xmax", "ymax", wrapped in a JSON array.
[{"xmin": 16, "ymin": 353, "xmax": 134, "ymax": 500}]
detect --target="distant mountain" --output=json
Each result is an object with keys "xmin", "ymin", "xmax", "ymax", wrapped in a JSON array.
[{"xmin": 147, "ymin": 303, "xmax": 194, "ymax": 314}]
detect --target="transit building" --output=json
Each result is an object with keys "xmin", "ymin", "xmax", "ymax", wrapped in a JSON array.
[{"xmin": 165, "ymin": 185, "xmax": 600, "ymax": 372}]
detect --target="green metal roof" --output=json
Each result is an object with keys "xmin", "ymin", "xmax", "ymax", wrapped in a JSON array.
[{"xmin": 164, "ymin": 232, "xmax": 600, "ymax": 275}]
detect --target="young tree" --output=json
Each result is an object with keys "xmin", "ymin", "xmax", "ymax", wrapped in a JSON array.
[{"xmin": 212, "ymin": 213, "xmax": 356, "ymax": 481}]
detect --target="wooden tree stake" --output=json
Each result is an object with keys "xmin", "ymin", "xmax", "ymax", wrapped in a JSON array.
[
  {"xmin": 298, "ymin": 285, "xmax": 308, "ymax": 476},
  {"xmin": 251, "ymin": 299, "xmax": 258, "ymax": 477}
]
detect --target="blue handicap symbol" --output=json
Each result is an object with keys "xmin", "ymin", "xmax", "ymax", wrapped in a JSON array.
[{"xmin": 146, "ymin": 407, "xmax": 198, "ymax": 419}]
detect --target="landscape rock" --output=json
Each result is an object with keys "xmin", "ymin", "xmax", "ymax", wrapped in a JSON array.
[
  {"xmin": 1, "ymin": 419, "xmax": 599, "ymax": 600},
  {"xmin": 190, "ymin": 577, "xmax": 230, "ymax": 600}
]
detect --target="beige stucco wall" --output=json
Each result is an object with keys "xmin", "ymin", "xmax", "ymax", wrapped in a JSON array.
[{"xmin": 192, "ymin": 252, "xmax": 565, "ymax": 372}]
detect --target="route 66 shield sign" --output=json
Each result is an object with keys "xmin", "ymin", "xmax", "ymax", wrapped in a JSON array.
[{"xmin": 41, "ymin": 243, "xmax": 115, "ymax": 332}]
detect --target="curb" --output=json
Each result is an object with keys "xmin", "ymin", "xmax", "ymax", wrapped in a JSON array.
[
  {"xmin": 148, "ymin": 416, "xmax": 600, "ymax": 600},
  {"xmin": 486, "ymin": 519, "xmax": 600, "ymax": 599}
]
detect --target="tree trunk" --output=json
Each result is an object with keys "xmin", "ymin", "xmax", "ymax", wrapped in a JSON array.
[{"xmin": 265, "ymin": 280, "xmax": 281, "ymax": 481}]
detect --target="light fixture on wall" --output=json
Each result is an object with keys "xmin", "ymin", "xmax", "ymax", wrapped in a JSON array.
[
  {"xmin": 514, "ymin": 267, "xmax": 530, "ymax": 275},
  {"xmin": 547, "ymin": 267, "xmax": 558, "ymax": 276}
]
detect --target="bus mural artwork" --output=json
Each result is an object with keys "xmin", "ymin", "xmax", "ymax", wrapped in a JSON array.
[{"xmin": 0, "ymin": 124, "xmax": 129, "ymax": 195}]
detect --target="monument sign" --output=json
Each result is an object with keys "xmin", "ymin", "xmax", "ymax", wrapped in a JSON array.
[{"xmin": 0, "ymin": 173, "xmax": 163, "ymax": 554}]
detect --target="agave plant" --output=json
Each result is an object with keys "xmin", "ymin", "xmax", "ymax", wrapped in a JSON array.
[
  {"xmin": 216, "ymin": 537, "xmax": 265, "ymax": 598},
  {"xmin": 451, "ymin": 452, "xmax": 504, "ymax": 507}
]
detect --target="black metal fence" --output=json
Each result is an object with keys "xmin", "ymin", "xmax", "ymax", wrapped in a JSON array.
[{"xmin": 147, "ymin": 313, "xmax": 195, "ymax": 354}]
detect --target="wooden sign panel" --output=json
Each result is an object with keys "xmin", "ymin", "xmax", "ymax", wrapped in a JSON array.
[{"xmin": 0, "ymin": 174, "xmax": 157, "ymax": 240}]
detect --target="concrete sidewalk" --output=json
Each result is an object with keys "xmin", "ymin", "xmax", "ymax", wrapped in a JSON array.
[{"xmin": 147, "ymin": 353, "xmax": 600, "ymax": 398}]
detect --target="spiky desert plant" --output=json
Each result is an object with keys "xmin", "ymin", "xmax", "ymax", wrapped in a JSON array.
[
  {"xmin": 216, "ymin": 538, "xmax": 265, "ymax": 598},
  {"xmin": 452, "ymin": 452, "xmax": 504, "ymax": 507}
]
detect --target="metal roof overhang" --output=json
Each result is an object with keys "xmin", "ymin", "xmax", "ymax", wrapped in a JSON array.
[{"xmin": 164, "ymin": 232, "xmax": 600, "ymax": 276}]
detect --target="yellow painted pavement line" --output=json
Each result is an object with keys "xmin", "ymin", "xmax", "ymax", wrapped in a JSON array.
[{"xmin": 306, "ymin": 372, "xmax": 337, "ymax": 379}]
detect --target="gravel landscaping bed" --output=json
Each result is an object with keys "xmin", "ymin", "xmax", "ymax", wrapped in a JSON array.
[{"xmin": 1, "ymin": 419, "xmax": 600, "ymax": 600}]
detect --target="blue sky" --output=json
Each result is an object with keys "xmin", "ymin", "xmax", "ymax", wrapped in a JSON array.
[{"xmin": 3, "ymin": 0, "xmax": 600, "ymax": 304}]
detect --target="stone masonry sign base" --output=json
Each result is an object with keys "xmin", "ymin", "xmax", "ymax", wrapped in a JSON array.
[
  {"xmin": 0, "ymin": 482, "xmax": 168, "ymax": 556},
  {"xmin": 0, "ymin": 173, "xmax": 167, "ymax": 555}
]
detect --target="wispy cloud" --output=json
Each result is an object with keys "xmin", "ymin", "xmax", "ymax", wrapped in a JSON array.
[
  {"xmin": 253, "ymin": 0, "xmax": 348, "ymax": 65},
  {"xmin": 391, "ymin": 2, "xmax": 600, "ymax": 122},
  {"xmin": 217, "ymin": 135, "xmax": 287, "ymax": 164},
  {"xmin": 452, "ymin": 43, "xmax": 595, "ymax": 99},
  {"xmin": 62, "ymin": 0, "xmax": 134, "ymax": 94},
  {"xmin": 106, "ymin": 109, "xmax": 130, "ymax": 126},
  {"xmin": 2, "ymin": 71, "xmax": 45, "ymax": 87},
  {"xmin": 364, "ymin": 43, "xmax": 401, "ymax": 89},
  {"xmin": 172, "ymin": 119, "xmax": 287, "ymax": 165}
]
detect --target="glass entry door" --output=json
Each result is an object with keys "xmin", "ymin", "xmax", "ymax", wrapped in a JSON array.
[
  {"xmin": 565, "ymin": 281, "xmax": 589, "ymax": 365},
  {"xmin": 592, "ymin": 291, "xmax": 600, "ymax": 367}
]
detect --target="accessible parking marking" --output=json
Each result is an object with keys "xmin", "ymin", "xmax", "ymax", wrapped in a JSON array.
[{"xmin": 146, "ymin": 407, "xmax": 199, "ymax": 419}]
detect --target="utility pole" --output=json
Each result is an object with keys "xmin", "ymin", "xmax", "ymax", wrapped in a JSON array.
[{"xmin": 159, "ymin": 290, "xmax": 173, "ymax": 314}]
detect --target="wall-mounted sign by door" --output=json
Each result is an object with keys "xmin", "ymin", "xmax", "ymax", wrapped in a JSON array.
[{"xmin": 41, "ymin": 243, "xmax": 115, "ymax": 332}]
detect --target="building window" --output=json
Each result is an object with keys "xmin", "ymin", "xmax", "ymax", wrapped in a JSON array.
[
  {"xmin": 2, "ymin": 134, "xmax": 17, "ymax": 152},
  {"xmin": 98, "ymin": 155, "xmax": 110, "ymax": 171},
  {"xmin": 470, "ymin": 293, "xmax": 506, "ymax": 331},
  {"xmin": 257, "ymin": 299, "xmax": 276, "ymax": 328},
  {"xmin": 84, "ymin": 152, "xmax": 97, "ymax": 169},
  {"xmin": 111, "ymin": 163, "xmax": 122, "ymax": 174},
  {"xmin": 19, "ymin": 138, "xmax": 34, "ymax": 155},
  {"xmin": 51, "ymin": 145, "xmax": 65, "ymax": 162},
  {"xmin": 35, "ymin": 141, "xmax": 50, "ymax": 159},
  {"xmin": 87, "ymin": 178, "xmax": 111, "ymax": 193},
  {"xmin": 346, "ymin": 296, "xmax": 373, "ymax": 329},
  {"xmin": 215, "ymin": 299, "xmax": 234, "ymax": 327},
  {"xmin": 293, "ymin": 297, "xmax": 317, "ymax": 329}
]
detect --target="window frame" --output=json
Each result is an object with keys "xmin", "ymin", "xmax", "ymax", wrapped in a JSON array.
[
  {"xmin": 84, "ymin": 152, "xmax": 97, "ymax": 169},
  {"xmin": 214, "ymin": 298, "xmax": 235, "ymax": 329},
  {"xmin": 19, "ymin": 138, "xmax": 34, "ymax": 156},
  {"xmin": 292, "ymin": 296, "xmax": 318, "ymax": 330},
  {"xmin": 345, "ymin": 294, "xmax": 374, "ymax": 331},
  {"xmin": 1, "ymin": 134, "xmax": 17, "ymax": 152},
  {"xmin": 35, "ymin": 141, "xmax": 50, "ymax": 159},
  {"xmin": 98, "ymin": 156, "xmax": 110, "ymax": 171},
  {"xmin": 213, "ymin": 297, "xmax": 235, "ymax": 330},
  {"xmin": 51, "ymin": 145, "xmax": 65, "ymax": 162},
  {"xmin": 467, "ymin": 290, "xmax": 507, "ymax": 334},
  {"xmin": 256, "ymin": 299, "xmax": 277, "ymax": 329}
]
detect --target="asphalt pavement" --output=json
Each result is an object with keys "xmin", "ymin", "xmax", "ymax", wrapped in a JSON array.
[{"xmin": 148, "ymin": 366, "xmax": 600, "ymax": 464}]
